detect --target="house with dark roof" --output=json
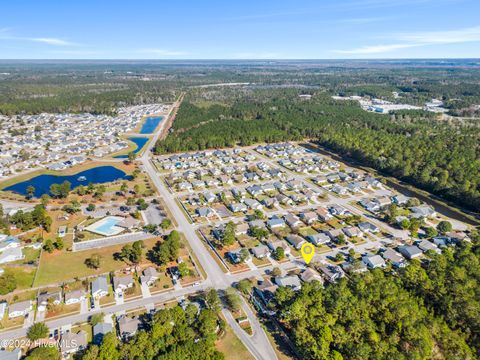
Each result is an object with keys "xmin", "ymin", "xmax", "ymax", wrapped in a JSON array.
[
  {"xmin": 118, "ymin": 315, "xmax": 141, "ymax": 340},
  {"xmin": 93, "ymin": 322, "xmax": 113, "ymax": 345}
]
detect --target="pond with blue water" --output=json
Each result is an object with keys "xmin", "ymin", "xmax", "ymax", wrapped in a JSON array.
[
  {"xmin": 139, "ymin": 116, "xmax": 163, "ymax": 134},
  {"xmin": 113, "ymin": 137, "xmax": 149, "ymax": 159},
  {"xmin": 5, "ymin": 166, "xmax": 132, "ymax": 197}
]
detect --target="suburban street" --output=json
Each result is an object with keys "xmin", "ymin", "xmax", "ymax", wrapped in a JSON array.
[
  {"xmin": 140, "ymin": 100, "xmax": 279, "ymax": 360},
  {"xmin": 0, "ymin": 98, "xmax": 278, "ymax": 360}
]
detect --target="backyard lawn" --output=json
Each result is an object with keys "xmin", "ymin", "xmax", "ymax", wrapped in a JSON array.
[
  {"xmin": 33, "ymin": 237, "xmax": 161, "ymax": 286},
  {"xmin": 2, "ymin": 266, "xmax": 36, "ymax": 290}
]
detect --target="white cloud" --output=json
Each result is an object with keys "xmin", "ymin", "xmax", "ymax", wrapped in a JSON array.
[
  {"xmin": 30, "ymin": 37, "xmax": 75, "ymax": 46},
  {"xmin": 0, "ymin": 29, "xmax": 76, "ymax": 46},
  {"xmin": 334, "ymin": 44, "xmax": 417, "ymax": 55},
  {"xmin": 397, "ymin": 26, "xmax": 480, "ymax": 44},
  {"xmin": 334, "ymin": 25, "xmax": 480, "ymax": 55},
  {"xmin": 138, "ymin": 48, "xmax": 188, "ymax": 56}
]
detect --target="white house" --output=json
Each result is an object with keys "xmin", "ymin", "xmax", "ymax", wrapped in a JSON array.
[
  {"xmin": 8, "ymin": 300, "xmax": 32, "ymax": 318},
  {"xmin": 0, "ymin": 247, "xmax": 24, "ymax": 264},
  {"xmin": 113, "ymin": 275, "xmax": 134, "ymax": 294},
  {"xmin": 65, "ymin": 289, "xmax": 86, "ymax": 305},
  {"xmin": 91, "ymin": 276, "xmax": 109, "ymax": 298}
]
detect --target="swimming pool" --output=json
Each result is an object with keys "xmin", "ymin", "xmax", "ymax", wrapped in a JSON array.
[{"xmin": 86, "ymin": 216, "xmax": 124, "ymax": 236}]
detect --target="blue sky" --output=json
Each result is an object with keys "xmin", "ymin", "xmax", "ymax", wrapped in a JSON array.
[{"xmin": 1, "ymin": 0, "xmax": 480, "ymax": 59}]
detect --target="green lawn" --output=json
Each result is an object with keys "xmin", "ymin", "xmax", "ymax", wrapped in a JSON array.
[
  {"xmin": 33, "ymin": 237, "xmax": 160, "ymax": 286},
  {"xmin": 3, "ymin": 267, "xmax": 36, "ymax": 290},
  {"xmin": 298, "ymin": 226, "xmax": 318, "ymax": 237},
  {"xmin": 216, "ymin": 315, "xmax": 255, "ymax": 360}
]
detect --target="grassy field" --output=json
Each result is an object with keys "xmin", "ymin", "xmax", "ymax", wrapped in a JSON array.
[
  {"xmin": 33, "ymin": 236, "xmax": 161, "ymax": 286},
  {"xmin": 216, "ymin": 314, "xmax": 255, "ymax": 360},
  {"xmin": 2, "ymin": 267, "xmax": 36, "ymax": 290}
]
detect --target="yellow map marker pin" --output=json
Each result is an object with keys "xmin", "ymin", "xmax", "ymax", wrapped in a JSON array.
[{"xmin": 301, "ymin": 243, "xmax": 315, "ymax": 264}]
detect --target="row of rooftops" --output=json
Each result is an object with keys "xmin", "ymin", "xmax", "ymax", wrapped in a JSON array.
[{"xmin": 0, "ymin": 103, "xmax": 168, "ymax": 176}]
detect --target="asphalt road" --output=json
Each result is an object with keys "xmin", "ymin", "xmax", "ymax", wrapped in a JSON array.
[
  {"xmin": 140, "ymin": 102, "xmax": 278, "ymax": 360},
  {"xmin": 0, "ymin": 100, "xmax": 277, "ymax": 360}
]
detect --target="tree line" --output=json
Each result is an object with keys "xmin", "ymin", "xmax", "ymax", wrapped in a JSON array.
[{"xmin": 154, "ymin": 92, "xmax": 480, "ymax": 212}]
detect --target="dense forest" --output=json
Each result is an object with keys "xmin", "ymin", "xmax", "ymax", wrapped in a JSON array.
[
  {"xmin": 154, "ymin": 91, "xmax": 480, "ymax": 212},
  {"xmin": 274, "ymin": 243, "xmax": 479, "ymax": 359},
  {"xmin": 1, "ymin": 60, "xmax": 480, "ymax": 115}
]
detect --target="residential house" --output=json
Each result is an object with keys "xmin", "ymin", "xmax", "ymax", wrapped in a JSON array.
[
  {"xmin": 398, "ymin": 245, "xmax": 423, "ymax": 260},
  {"xmin": 331, "ymin": 185, "xmax": 348, "ymax": 195},
  {"xmin": 376, "ymin": 196, "xmax": 392, "ymax": 208},
  {"xmin": 274, "ymin": 275, "xmax": 302, "ymax": 291},
  {"xmin": 381, "ymin": 248, "xmax": 406, "ymax": 268},
  {"xmin": 65, "ymin": 289, "xmax": 86, "ymax": 305},
  {"xmin": 251, "ymin": 245, "xmax": 270, "ymax": 259},
  {"xmin": 60, "ymin": 330, "xmax": 87, "ymax": 357},
  {"xmin": 300, "ymin": 268, "xmax": 324, "ymax": 284},
  {"xmin": 113, "ymin": 275, "xmax": 134, "ymax": 294},
  {"xmin": 196, "ymin": 207, "xmax": 215, "ymax": 218},
  {"xmin": 229, "ymin": 203, "xmax": 247, "ymax": 213},
  {"xmin": 267, "ymin": 241, "xmax": 291, "ymax": 256},
  {"xmin": 325, "ymin": 229, "xmax": 344, "ymax": 241},
  {"xmin": 249, "ymin": 220, "xmax": 266, "ymax": 230},
  {"xmin": 362, "ymin": 254, "xmax": 386, "ymax": 269},
  {"xmin": 254, "ymin": 279, "xmax": 278, "ymax": 305},
  {"xmin": 91, "ymin": 276, "xmax": 109, "ymax": 298},
  {"xmin": 285, "ymin": 235, "xmax": 306, "ymax": 250},
  {"xmin": 329, "ymin": 205, "xmax": 347, "ymax": 216},
  {"xmin": 360, "ymin": 199, "xmax": 381, "ymax": 213},
  {"xmin": 306, "ymin": 233, "xmax": 330, "ymax": 246},
  {"xmin": 319, "ymin": 265, "xmax": 345, "ymax": 283},
  {"xmin": 118, "ymin": 315, "xmax": 141, "ymax": 340},
  {"xmin": 342, "ymin": 226, "xmax": 362, "ymax": 238},
  {"xmin": 235, "ymin": 223, "xmax": 249, "ymax": 236},
  {"xmin": 203, "ymin": 192, "xmax": 217, "ymax": 203},
  {"xmin": 227, "ymin": 250, "xmax": 247, "ymax": 264},
  {"xmin": 299, "ymin": 211, "xmax": 317, "ymax": 225},
  {"xmin": 93, "ymin": 322, "xmax": 113, "ymax": 345},
  {"xmin": 37, "ymin": 291, "xmax": 62, "ymax": 312},
  {"xmin": 140, "ymin": 267, "xmax": 159, "ymax": 287},
  {"xmin": 316, "ymin": 208, "xmax": 332, "ymax": 221},
  {"xmin": 284, "ymin": 213, "xmax": 303, "ymax": 228},
  {"xmin": 246, "ymin": 185, "xmax": 263, "ymax": 197},
  {"xmin": 358, "ymin": 222, "xmax": 379, "ymax": 233},
  {"xmin": 341, "ymin": 261, "xmax": 368, "ymax": 274},
  {"xmin": 266, "ymin": 216, "xmax": 285, "ymax": 230},
  {"xmin": 392, "ymin": 194, "xmax": 410, "ymax": 205},
  {"xmin": 243, "ymin": 198, "xmax": 263, "ymax": 210},
  {"xmin": 417, "ymin": 240, "xmax": 441, "ymax": 254},
  {"xmin": 0, "ymin": 247, "xmax": 24, "ymax": 264},
  {"xmin": 261, "ymin": 197, "xmax": 278, "ymax": 208},
  {"xmin": 275, "ymin": 194, "xmax": 293, "ymax": 206},
  {"xmin": 410, "ymin": 206, "xmax": 437, "ymax": 219},
  {"xmin": 8, "ymin": 300, "xmax": 32, "ymax": 318}
]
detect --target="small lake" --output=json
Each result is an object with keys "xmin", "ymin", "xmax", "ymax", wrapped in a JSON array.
[
  {"xmin": 140, "ymin": 116, "xmax": 163, "ymax": 134},
  {"xmin": 5, "ymin": 166, "xmax": 132, "ymax": 197},
  {"xmin": 113, "ymin": 137, "xmax": 149, "ymax": 159}
]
